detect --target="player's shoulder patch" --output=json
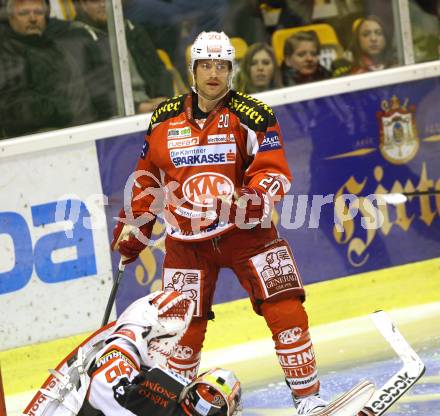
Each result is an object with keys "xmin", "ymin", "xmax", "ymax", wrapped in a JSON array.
[
  {"xmin": 150, "ymin": 94, "xmax": 186, "ymax": 127},
  {"xmin": 93, "ymin": 344, "xmax": 139, "ymax": 372},
  {"xmin": 227, "ymin": 91, "xmax": 276, "ymax": 132}
]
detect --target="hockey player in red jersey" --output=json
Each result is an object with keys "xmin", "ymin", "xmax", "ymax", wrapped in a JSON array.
[{"xmin": 112, "ymin": 31, "xmax": 373, "ymax": 415}]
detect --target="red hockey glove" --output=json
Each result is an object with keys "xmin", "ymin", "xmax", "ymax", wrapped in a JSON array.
[
  {"xmin": 111, "ymin": 208, "xmax": 156, "ymax": 265},
  {"xmin": 216, "ymin": 187, "xmax": 271, "ymax": 226}
]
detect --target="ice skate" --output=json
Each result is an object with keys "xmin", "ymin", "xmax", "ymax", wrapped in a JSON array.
[
  {"xmin": 295, "ymin": 393, "xmax": 328, "ymax": 414},
  {"xmin": 294, "ymin": 380, "xmax": 375, "ymax": 416}
]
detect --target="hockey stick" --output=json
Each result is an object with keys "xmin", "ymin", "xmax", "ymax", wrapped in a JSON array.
[
  {"xmin": 101, "ymin": 258, "xmax": 126, "ymax": 327},
  {"xmin": 360, "ymin": 310, "xmax": 425, "ymax": 415},
  {"xmin": 0, "ymin": 363, "xmax": 6, "ymax": 416}
]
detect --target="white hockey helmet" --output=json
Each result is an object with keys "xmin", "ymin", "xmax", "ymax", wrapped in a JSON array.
[
  {"xmin": 107, "ymin": 290, "xmax": 195, "ymax": 368},
  {"xmin": 190, "ymin": 31, "xmax": 236, "ymax": 91},
  {"xmin": 181, "ymin": 368, "xmax": 242, "ymax": 416}
]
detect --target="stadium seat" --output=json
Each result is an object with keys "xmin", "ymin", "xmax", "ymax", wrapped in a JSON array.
[
  {"xmin": 352, "ymin": 18, "xmax": 362, "ymax": 33},
  {"xmin": 271, "ymin": 23, "xmax": 341, "ymax": 68},
  {"xmin": 157, "ymin": 49, "xmax": 188, "ymax": 95},
  {"xmin": 157, "ymin": 49, "xmax": 174, "ymax": 71},
  {"xmin": 230, "ymin": 37, "xmax": 249, "ymax": 61},
  {"xmin": 49, "ymin": 0, "xmax": 76, "ymax": 20}
]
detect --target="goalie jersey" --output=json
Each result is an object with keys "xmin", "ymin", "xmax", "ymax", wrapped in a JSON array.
[
  {"xmin": 78, "ymin": 338, "xmax": 189, "ymax": 416},
  {"xmin": 130, "ymin": 91, "xmax": 292, "ymax": 241}
]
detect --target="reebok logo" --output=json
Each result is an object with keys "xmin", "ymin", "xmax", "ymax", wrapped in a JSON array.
[{"xmin": 370, "ymin": 372, "xmax": 417, "ymax": 411}]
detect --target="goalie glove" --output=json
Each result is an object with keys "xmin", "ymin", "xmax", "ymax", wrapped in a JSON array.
[
  {"xmin": 111, "ymin": 208, "xmax": 156, "ymax": 264},
  {"xmin": 217, "ymin": 187, "xmax": 272, "ymax": 226}
]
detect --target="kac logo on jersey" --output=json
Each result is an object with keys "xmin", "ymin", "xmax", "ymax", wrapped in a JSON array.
[
  {"xmin": 259, "ymin": 131, "xmax": 282, "ymax": 152},
  {"xmin": 182, "ymin": 172, "xmax": 234, "ymax": 207}
]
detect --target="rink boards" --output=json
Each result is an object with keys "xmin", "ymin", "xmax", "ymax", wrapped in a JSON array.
[{"xmin": 1, "ymin": 61, "xmax": 440, "ymax": 351}]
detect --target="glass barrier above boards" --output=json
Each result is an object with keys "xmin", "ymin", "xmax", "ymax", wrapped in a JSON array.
[
  {"xmin": 0, "ymin": 0, "xmax": 121, "ymax": 139},
  {"xmin": 0, "ymin": 0, "xmax": 438, "ymax": 140}
]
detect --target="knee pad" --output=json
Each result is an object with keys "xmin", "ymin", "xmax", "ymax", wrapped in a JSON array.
[{"xmin": 261, "ymin": 296, "xmax": 309, "ymax": 337}]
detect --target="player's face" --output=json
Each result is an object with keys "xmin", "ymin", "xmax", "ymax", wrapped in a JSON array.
[
  {"xmin": 9, "ymin": 0, "xmax": 47, "ymax": 35},
  {"xmin": 358, "ymin": 20, "xmax": 386, "ymax": 57},
  {"xmin": 286, "ymin": 41, "xmax": 319, "ymax": 77},
  {"xmin": 250, "ymin": 49, "xmax": 275, "ymax": 90},
  {"xmin": 80, "ymin": 0, "xmax": 107, "ymax": 25},
  {"xmin": 195, "ymin": 59, "xmax": 230, "ymax": 100}
]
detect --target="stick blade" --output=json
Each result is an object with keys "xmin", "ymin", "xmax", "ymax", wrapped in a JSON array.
[{"xmin": 361, "ymin": 310, "xmax": 425, "ymax": 415}]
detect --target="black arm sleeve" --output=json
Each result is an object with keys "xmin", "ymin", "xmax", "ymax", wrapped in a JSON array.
[{"xmin": 113, "ymin": 367, "xmax": 188, "ymax": 416}]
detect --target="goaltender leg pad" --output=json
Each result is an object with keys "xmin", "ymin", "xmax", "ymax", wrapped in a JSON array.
[
  {"xmin": 309, "ymin": 380, "xmax": 375, "ymax": 416},
  {"xmin": 23, "ymin": 323, "xmax": 116, "ymax": 416}
]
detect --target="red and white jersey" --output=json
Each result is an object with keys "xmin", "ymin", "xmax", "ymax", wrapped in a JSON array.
[
  {"xmin": 131, "ymin": 91, "xmax": 292, "ymax": 241},
  {"xmin": 84, "ymin": 338, "xmax": 141, "ymax": 414},
  {"xmin": 81, "ymin": 337, "xmax": 189, "ymax": 416}
]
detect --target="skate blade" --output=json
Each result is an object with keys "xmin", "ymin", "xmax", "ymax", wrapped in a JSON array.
[{"xmin": 311, "ymin": 380, "xmax": 375, "ymax": 416}]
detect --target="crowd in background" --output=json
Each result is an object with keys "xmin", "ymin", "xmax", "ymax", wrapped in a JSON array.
[{"xmin": 0, "ymin": 0, "xmax": 439, "ymax": 139}]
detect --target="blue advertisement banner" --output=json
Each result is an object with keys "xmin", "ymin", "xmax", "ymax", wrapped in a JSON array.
[{"xmin": 96, "ymin": 77, "xmax": 440, "ymax": 314}]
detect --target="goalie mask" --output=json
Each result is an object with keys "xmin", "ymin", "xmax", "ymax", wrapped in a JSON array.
[
  {"xmin": 107, "ymin": 290, "xmax": 195, "ymax": 368},
  {"xmin": 181, "ymin": 368, "xmax": 242, "ymax": 416},
  {"xmin": 189, "ymin": 31, "xmax": 236, "ymax": 94}
]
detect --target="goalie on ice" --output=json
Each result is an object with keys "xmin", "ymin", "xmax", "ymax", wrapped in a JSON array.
[{"xmin": 23, "ymin": 290, "xmax": 242, "ymax": 416}]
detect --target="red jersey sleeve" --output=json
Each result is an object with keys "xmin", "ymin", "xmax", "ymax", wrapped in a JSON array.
[
  {"xmin": 130, "ymin": 132, "xmax": 164, "ymax": 219},
  {"xmin": 243, "ymin": 117, "xmax": 292, "ymax": 199}
]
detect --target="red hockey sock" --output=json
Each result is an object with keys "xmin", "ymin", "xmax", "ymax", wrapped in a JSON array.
[
  {"xmin": 275, "ymin": 328, "xmax": 320, "ymax": 397},
  {"xmin": 261, "ymin": 297, "xmax": 320, "ymax": 397},
  {"xmin": 167, "ymin": 318, "xmax": 207, "ymax": 380}
]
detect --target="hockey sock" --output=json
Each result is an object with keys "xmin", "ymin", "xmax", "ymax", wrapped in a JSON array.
[{"xmin": 275, "ymin": 329, "xmax": 320, "ymax": 397}]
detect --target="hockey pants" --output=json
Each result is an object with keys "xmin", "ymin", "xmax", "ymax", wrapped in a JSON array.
[{"xmin": 164, "ymin": 224, "xmax": 320, "ymax": 398}]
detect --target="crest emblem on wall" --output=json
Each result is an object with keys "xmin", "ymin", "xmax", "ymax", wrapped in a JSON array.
[{"xmin": 376, "ymin": 95, "xmax": 420, "ymax": 164}]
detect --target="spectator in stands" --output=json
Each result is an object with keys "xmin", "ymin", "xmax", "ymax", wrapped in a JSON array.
[
  {"xmin": 350, "ymin": 15, "xmax": 396, "ymax": 74},
  {"xmin": 235, "ymin": 42, "xmax": 282, "ymax": 93},
  {"xmin": 409, "ymin": 0, "xmax": 440, "ymax": 62},
  {"xmin": 223, "ymin": 0, "xmax": 266, "ymax": 46},
  {"xmin": 122, "ymin": 0, "xmax": 229, "ymax": 83},
  {"xmin": 0, "ymin": 0, "xmax": 96, "ymax": 139},
  {"xmin": 259, "ymin": 0, "xmax": 314, "ymax": 38},
  {"xmin": 73, "ymin": 0, "xmax": 174, "ymax": 114},
  {"xmin": 281, "ymin": 30, "xmax": 331, "ymax": 86}
]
